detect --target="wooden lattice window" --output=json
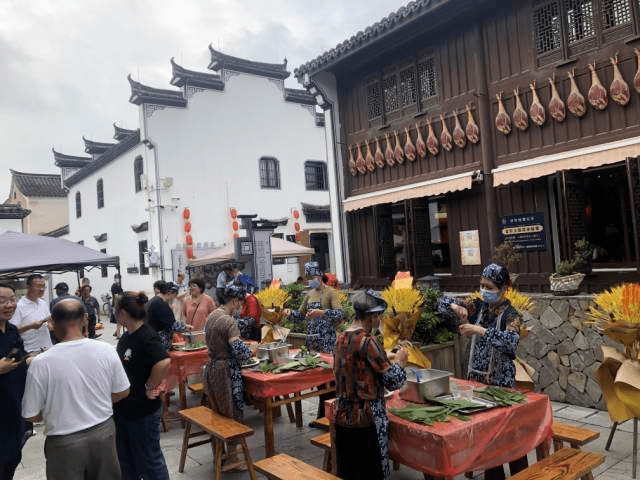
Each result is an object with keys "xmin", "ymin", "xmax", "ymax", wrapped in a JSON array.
[
  {"xmin": 565, "ymin": 0, "xmax": 595, "ymax": 44},
  {"xmin": 366, "ymin": 82, "xmax": 382, "ymax": 120},
  {"xmin": 259, "ymin": 157, "xmax": 280, "ymax": 189},
  {"xmin": 134, "ymin": 156, "xmax": 143, "ymax": 193},
  {"xmin": 138, "ymin": 240, "xmax": 149, "ymax": 275},
  {"xmin": 601, "ymin": 0, "xmax": 632, "ymax": 28},
  {"xmin": 75, "ymin": 191, "xmax": 82, "ymax": 218},
  {"xmin": 305, "ymin": 161, "xmax": 327, "ymax": 191},
  {"xmin": 417, "ymin": 57, "xmax": 438, "ymax": 99},
  {"xmin": 399, "ymin": 68, "xmax": 417, "ymax": 107},
  {"xmin": 97, "ymin": 179, "xmax": 104, "ymax": 209},
  {"xmin": 383, "ymin": 75, "xmax": 399, "ymax": 113},
  {"xmin": 534, "ymin": 1, "xmax": 562, "ymax": 54}
]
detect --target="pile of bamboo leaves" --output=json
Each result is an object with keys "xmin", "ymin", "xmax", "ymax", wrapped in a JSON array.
[{"xmin": 258, "ymin": 354, "xmax": 331, "ymax": 374}]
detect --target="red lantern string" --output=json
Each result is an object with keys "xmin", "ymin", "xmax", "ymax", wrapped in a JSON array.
[
  {"xmin": 293, "ymin": 210, "xmax": 300, "ymax": 219},
  {"xmin": 183, "ymin": 208, "xmax": 190, "ymax": 220},
  {"xmin": 232, "ymin": 221, "xmax": 239, "ymax": 231},
  {"xmin": 294, "ymin": 222, "xmax": 301, "ymax": 232}
]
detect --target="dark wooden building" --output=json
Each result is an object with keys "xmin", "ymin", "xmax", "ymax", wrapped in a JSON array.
[{"xmin": 296, "ymin": 0, "xmax": 640, "ymax": 291}]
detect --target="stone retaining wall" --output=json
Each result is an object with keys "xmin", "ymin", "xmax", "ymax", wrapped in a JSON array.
[{"xmin": 516, "ymin": 294, "xmax": 616, "ymax": 410}]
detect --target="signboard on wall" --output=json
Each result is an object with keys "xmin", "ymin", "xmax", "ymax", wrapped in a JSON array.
[
  {"xmin": 498, "ymin": 212, "xmax": 547, "ymax": 251},
  {"xmin": 459, "ymin": 230, "xmax": 481, "ymax": 266},
  {"xmin": 253, "ymin": 229, "xmax": 273, "ymax": 288}
]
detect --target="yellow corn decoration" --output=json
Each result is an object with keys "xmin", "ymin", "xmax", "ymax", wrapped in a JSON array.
[
  {"xmin": 381, "ymin": 287, "xmax": 424, "ymax": 314},
  {"xmin": 622, "ymin": 284, "xmax": 640, "ymax": 321},
  {"xmin": 255, "ymin": 285, "xmax": 289, "ymax": 309},
  {"xmin": 465, "ymin": 288, "xmax": 532, "ymax": 313}
]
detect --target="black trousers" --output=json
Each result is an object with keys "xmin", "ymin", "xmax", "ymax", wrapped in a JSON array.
[
  {"xmin": 335, "ymin": 423, "xmax": 384, "ymax": 480},
  {"xmin": 484, "ymin": 455, "xmax": 529, "ymax": 480},
  {"xmin": 0, "ymin": 463, "xmax": 18, "ymax": 480}
]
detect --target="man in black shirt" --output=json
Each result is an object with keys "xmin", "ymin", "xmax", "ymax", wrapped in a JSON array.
[
  {"xmin": 146, "ymin": 281, "xmax": 180, "ymax": 350},
  {"xmin": 0, "ymin": 284, "xmax": 28, "ymax": 480},
  {"xmin": 80, "ymin": 285, "xmax": 101, "ymax": 339},
  {"xmin": 111, "ymin": 274, "xmax": 124, "ymax": 337}
]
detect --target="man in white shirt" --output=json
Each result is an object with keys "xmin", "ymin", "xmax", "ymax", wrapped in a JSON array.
[
  {"xmin": 22, "ymin": 298, "xmax": 130, "ymax": 480},
  {"xmin": 10, "ymin": 275, "xmax": 52, "ymax": 353}
]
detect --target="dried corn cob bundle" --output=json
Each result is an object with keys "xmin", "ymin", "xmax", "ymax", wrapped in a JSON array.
[{"xmin": 255, "ymin": 285, "xmax": 289, "ymax": 309}]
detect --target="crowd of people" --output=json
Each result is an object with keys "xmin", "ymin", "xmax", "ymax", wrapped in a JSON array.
[{"xmin": 0, "ymin": 260, "xmax": 523, "ymax": 480}]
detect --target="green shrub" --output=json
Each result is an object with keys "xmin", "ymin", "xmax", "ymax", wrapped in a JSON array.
[
  {"xmin": 554, "ymin": 260, "xmax": 576, "ymax": 277},
  {"xmin": 411, "ymin": 287, "xmax": 455, "ymax": 345}
]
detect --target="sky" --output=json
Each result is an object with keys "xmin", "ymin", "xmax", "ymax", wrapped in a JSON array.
[{"xmin": 0, "ymin": 0, "xmax": 411, "ymax": 200}]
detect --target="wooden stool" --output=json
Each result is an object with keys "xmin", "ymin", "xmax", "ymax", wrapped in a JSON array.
[
  {"xmin": 510, "ymin": 447, "xmax": 604, "ymax": 480},
  {"xmin": 178, "ymin": 406, "xmax": 256, "ymax": 480},
  {"xmin": 309, "ymin": 417, "xmax": 330, "ymax": 430},
  {"xmin": 552, "ymin": 421, "xmax": 600, "ymax": 451},
  {"xmin": 254, "ymin": 453, "xmax": 340, "ymax": 479},
  {"xmin": 187, "ymin": 382, "xmax": 208, "ymax": 405},
  {"xmin": 311, "ymin": 432, "xmax": 334, "ymax": 472}
]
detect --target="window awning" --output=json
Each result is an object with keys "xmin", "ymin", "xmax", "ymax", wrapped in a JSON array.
[
  {"xmin": 492, "ymin": 136, "xmax": 640, "ymax": 187},
  {"xmin": 343, "ymin": 170, "xmax": 474, "ymax": 212}
]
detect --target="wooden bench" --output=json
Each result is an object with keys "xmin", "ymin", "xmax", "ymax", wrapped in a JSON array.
[
  {"xmin": 254, "ymin": 453, "xmax": 340, "ymax": 479},
  {"xmin": 178, "ymin": 406, "xmax": 256, "ymax": 480},
  {"xmin": 311, "ymin": 432, "xmax": 334, "ymax": 472},
  {"xmin": 552, "ymin": 421, "xmax": 600, "ymax": 451},
  {"xmin": 510, "ymin": 447, "xmax": 604, "ymax": 480},
  {"xmin": 309, "ymin": 416, "xmax": 330, "ymax": 430}
]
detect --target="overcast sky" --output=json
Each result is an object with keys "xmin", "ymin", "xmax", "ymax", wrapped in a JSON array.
[{"xmin": 0, "ymin": 0, "xmax": 410, "ymax": 200}]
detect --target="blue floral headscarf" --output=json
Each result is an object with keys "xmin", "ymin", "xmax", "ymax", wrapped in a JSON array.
[
  {"xmin": 481, "ymin": 262, "xmax": 510, "ymax": 288},
  {"xmin": 304, "ymin": 261, "xmax": 322, "ymax": 277}
]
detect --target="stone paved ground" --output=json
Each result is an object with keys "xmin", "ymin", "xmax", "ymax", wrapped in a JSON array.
[{"xmin": 14, "ymin": 321, "xmax": 637, "ymax": 479}]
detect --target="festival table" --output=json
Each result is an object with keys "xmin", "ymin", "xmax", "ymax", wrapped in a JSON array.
[
  {"xmin": 326, "ymin": 380, "xmax": 553, "ymax": 480},
  {"xmin": 241, "ymin": 352, "xmax": 335, "ymax": 457},
  {"xmin": 161, "ymin": 349, "xmax": 208, "ymax": 409}
]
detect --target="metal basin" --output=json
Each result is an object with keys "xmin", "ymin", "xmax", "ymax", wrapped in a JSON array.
[
  {"xmin": 256, "ymin": 342, "xmax": 291, "ymax": 364},
  {"xmin": 399, "ymin": 368, "xmax": 452, "ymax": 403}
]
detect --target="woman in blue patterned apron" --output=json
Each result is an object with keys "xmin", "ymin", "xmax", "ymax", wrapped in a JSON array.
[
  {"xmin": 333, "ymin": 289, "xmax": 407, "ymax": 480},
  {"xmin": 437, "ymin": 262, "xmax": 525, "ymax": 480},
  {"xmin": 283, "ymin": 261, "xmax": 344, "ymax": 419}
]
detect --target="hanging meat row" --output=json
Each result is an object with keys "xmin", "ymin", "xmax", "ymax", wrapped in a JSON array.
[
  {"xmin": 347, "ymin": 105, "xmax": 480, "ymax": 176},
  {"xmin": 495, "ymin": 49, "xmax": 640, "ymax": 136}
]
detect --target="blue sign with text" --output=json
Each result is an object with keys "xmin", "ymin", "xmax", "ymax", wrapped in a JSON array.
[{"xmin": 498, "ymin": 212, "xmax": 547, "ymax": 251}]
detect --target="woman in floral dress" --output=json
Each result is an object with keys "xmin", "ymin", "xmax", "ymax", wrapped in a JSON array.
[
  {"xmin": 437, "ymin": 262, "xmax": 525, "ymax": 479},
  {"xmin": 203, "ymin": 284, "xmax": 253, "ymax": 470},
  {"xmin": 334, "ymin": 289, "xmax": 407, "ymax": 480}
]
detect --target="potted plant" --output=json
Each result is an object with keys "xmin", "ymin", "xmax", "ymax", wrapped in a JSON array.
[
  {"xmin": 573, "ymin": 238, "xmax": 593, "ymax": 275},
  {"xmin": 493, "ymin": 241, "xmax": 522, "ymax": 283},
  {"xmin": 549, "ymin": 259, "xmax": 585, "ymax": 295}
]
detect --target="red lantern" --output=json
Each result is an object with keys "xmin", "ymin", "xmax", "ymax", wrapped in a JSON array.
[
  {"xmin": 293, "ymin": 210, "xmax": 300, "ymax": 219},
  {"xmin": 185, "ymin": 234, "xmax": 193, "ymax": 245},
  {"xmin": 182, "ymin": 208, "xmax": 190, "ymax": 220},
  {"xmin": 294, "ymin": 222, "xmax": 301, "ymax": 232},
  {"xmin": 295, "ymin": 232, "xmax": 302, "ymax": 241},
  {"xmin": 186, "ymin": 246, "xmax": 193, "ymax": 258},
  {"xmin": 230, "ymin": 208, "xmax": 237, "ymax": 219},
  {"xmin": 184, "ymin": 221, "xmax": 191, "ymax": 233},
  {"xmin": 232, "ymin": 221, "xmax": 239, "ymax": 231},
  {"xmin": 233, "ymin": 233, "xmax": 239, "ymax": 239}
]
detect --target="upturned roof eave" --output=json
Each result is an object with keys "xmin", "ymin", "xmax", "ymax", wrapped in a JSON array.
[{"xmin": 207, "ymin": 45, "xmax": 290, "ymax": 80}]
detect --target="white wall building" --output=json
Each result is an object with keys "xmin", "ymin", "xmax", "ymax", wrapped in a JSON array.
[{"xmin": 55, "ymin": 48, "xmax": 337, "ymax": 297}]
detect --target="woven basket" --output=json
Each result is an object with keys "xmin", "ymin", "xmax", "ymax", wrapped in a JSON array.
[{"xmin": 549, "ymin": 272, "xmax": 585, "ymax": 295}]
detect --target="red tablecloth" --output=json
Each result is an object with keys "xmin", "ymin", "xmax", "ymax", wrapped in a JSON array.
[
  {"xmin": 160, "ymin": 349, "xmax": 208, "ymax": 392},
  {"xmin": 326, "ymin": 380, "xmax": 553, "ymax": 478},
  {"xmin": 242, "ymin": 353, "xmax": 334, "ymax": 398}
]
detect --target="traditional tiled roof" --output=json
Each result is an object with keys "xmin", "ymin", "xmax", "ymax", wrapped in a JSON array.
[
  {"xmin": 83, "ymin": 137, "xmax": 116, "ymax": 155},
  {"xmin": 208, "ymin": 46, "xmax": 290, "ymax": 80},
  {"xmin": 301, "ymin": 202, "xmax": 331, "ymax": 223},
  {"xmin": 170, "ymin": 58, "xmax": 225, "ymax": 91},
  {"xmin": 44, "ymin": 224, "xmax": 69, "ymax": 237},
  {"xmin": 93, "ymin": 233, "xmax": 108, "ymax": 242},
  {"xmin": 284, "ymin": 88, "xmax": 316, "ymax": 106},
  {"xmin": 113, "ymin": 124, "xmax": 138, "ymax": 141},
  {"xmin": 0, "ymin": 203, "xmax": 31, "ymax": 219},
  {"xmin": 294, "ymin": 0, "xmax": 453, "ymax": 79},
  {"xmin": 65, "ymin": 131, "xmax": 141, "ymax": 188},
  {"xmin": 131, "ymin": 221, "xmax": 148, "ymax": 233},
  {"xmin": 127, "ymin": 75, "xmax": 187, "ymax": 108},
  {"xmin": 10, "ymin": 170, "xmax": 66, "ymax": 198},
  {"xmin": 52, "ymin": 149, "xmax": 92, "ymax": 168}
]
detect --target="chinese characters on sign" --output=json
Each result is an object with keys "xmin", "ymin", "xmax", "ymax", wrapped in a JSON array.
[
  {"xmin": 460, "ymin": 230, "xmax": 481, "ymax": 266},
  {"xmin": 498, "ymin": 212, "xmax": 547, "ymax": 251}
]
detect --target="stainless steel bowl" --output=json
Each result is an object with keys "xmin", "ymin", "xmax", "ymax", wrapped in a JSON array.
[
  {"xmin": 256, "ymin": 342, "xmax": 291, "ymax": 364},
  {"xmin": 399, "ymin": 368, "xmax": 452, "ymax": 403}
]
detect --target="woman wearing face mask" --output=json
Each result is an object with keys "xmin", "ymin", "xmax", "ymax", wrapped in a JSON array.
[
  {"xmin": 334, "ymin": 290, "xmax": 408, "ymax": 480},
  {"xmin": 437, "ymin": 262, "xmax": 525, "ymax": 480},
  {"xmin": 203, "ymin": 284, "xmax": 254, "ymax": 471}
]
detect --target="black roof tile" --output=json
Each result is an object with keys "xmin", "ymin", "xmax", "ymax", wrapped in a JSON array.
[
  {"xmin": 10, "ymin": 170, "xmax": 66, "ymax": 198},
  {"xmin": 208, "ymin": 46, "xmax": 290, "ymax": 80}
]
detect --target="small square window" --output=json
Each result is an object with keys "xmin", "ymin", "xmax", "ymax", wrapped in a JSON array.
[{"xmin": 305, "ymin": 161, "xmax": 327, "ymax": 191}]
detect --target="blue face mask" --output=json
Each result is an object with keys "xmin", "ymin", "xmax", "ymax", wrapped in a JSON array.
[
  {"xmin": 480, "ymin": 287, "xmax": 500, "ymax": 304},
  {"xmin": 308, "ymin": 279, "xmax": 321, "ymax": 290}
]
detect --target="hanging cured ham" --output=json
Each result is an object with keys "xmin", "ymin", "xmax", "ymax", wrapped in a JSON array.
[
  {"xmin": 440, "ymin": 114, "xmax": 453, "ymax": 152},
  {"xmin": 355, "ymin": 142, "xmax": 366, "ymax": 174},
  {"xmin": 452, "ymin": 111, "xmax": 466, "ymax": 149},
  {"xmin": 512, "ymin": 88, "xmax": 529, "ymax": 131},
  {"xmin": 404, "ymin": 127, "xmax": 416, "ymax": 162},
  {"xmin": 609, "ymin": 53, "xmax": 630, "ymax": 107},
  {"xmin": 567, "ymin": 69, "xmax": 586, "ymax": 118},
  {"xmin": 634, "ymin": 49, "xmax": 640, "ymax": 94},
  {"xmin": 347, "ymin": 145, "xmax": 357, "ymax": 176},
  {"xmin": 374, "ymin": 137, "xmax": 385, "ymax": 168},
  {"xmin": 529, "ymin": 81, "xmax": 546, "ymax": 127},
  {"xmin": 384, "ymin": 133, "xmax": 395, "ymax": 167},
  {"xmin": 393, "ymin": 131, "xmax": 405, "ymax": 164},
  {"xmin": 588, "ymin": 61, "xmax": 608, "ymax": 110},
  {"xmin": 415, "ymin": 122, "xmax": 427, "ymax": 159},
  {"xmin": 426, "ymin": 118, "xmax": 439, "ymax": 156},
  {"xmin": 465, "ymin": 105, "xmax": 480, "ymax": 144},
  {"xmin": 548, "ymin": 75, "xmax": 566, "ymax": 122},
  {"xmin": 364, "ymin": 140, "xmax": 375, "ymax": 172},
  {"xmin": 495, "ymin": 92, "xmax": 511, "ymax": 135}
]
